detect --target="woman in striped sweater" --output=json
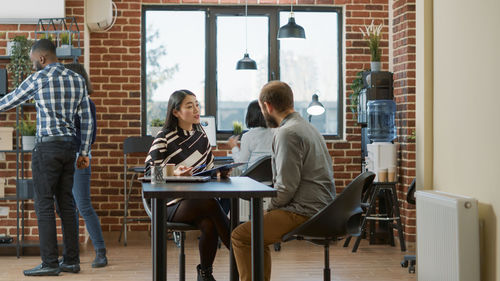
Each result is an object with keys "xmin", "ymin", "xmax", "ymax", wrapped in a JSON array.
[{"xmin": 145, "ymin": 90, "xmax": 230, "ymax": 281}]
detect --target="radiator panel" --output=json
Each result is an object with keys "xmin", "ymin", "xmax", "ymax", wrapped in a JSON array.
[{"xmin": 416, "ymin": 191, "xmax": 480, "ymax": 281}]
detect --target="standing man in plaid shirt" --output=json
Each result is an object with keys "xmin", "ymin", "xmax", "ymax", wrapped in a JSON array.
[{"xmin": 0, "ymin": 39, "xmax": 93, "ymax": 276}]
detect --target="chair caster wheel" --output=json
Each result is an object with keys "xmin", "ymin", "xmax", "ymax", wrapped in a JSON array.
[
  {"xmin": 274, "ymin": 242, "xmax": 281, "ymax": 251},
  {"xmin": 401, "ymin": 260, "xmax": 408, "ymax": 268},
  {"xmin": 409, "ymin": 265, "xmax": 415, "ymax": 273}
]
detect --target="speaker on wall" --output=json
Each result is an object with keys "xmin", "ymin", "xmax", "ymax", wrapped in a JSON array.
[{"xmin": 0, "ymin": 69, "xmax": 7, "ymax": 97}]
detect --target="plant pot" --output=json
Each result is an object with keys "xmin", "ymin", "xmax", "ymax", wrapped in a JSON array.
[
  {"xmin": 56, "ymin": 45, "xmax": 82, "ymax": 57},
  {"xmin": 370, "ymin": 61, "xmax": 381, "ymax": 72},
  {"xmin": 149, "ymin": 126, "xmax": 163, "ymax": 137},
  {"xmin": 22, "ymin": 136, "xmax": 35, "ymax": 151}
]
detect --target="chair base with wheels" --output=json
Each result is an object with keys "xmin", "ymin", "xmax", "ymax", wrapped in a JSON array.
[
  {"xmin": 281, "ymin": 172, "xmax": 376, "ymax": 281},
  {"xmin": 401, "ymin": 254, "xmax": 416, "ymax": 273}
]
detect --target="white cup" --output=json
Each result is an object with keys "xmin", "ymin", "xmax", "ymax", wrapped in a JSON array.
[
  {"xmin": 387, "ymin": 166, "xmax": 396, "ymax": 182},
  {"xmin": 163, "ymin": 164, "xmax": 175, "ymax": 177},
  {"xmin": 378, "ymin": 168, "xmax": 388, "ymax": 182}
]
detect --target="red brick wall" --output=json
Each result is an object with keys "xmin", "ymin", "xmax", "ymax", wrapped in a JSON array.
[
  {"xmin": 0, "ymin": 0, "xmax": 421, "ymax": 246},
  {"xmin": 392, "ymin": 0, "xmax": 416, "ymax": 242}
]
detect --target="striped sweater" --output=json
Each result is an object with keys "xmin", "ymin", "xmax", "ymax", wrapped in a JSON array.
[{"xmin": 145, "ymin": 127, "xmax": 215, "ymax": 175}]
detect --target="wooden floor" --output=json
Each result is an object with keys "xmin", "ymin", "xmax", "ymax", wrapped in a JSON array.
[{"xmin": 0, "ymin": 231, "xmax": 416, "ymax": 281}]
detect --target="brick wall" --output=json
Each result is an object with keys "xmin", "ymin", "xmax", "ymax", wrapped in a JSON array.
[
  {"xmin": 0, "ymin": 0, "xmax": 418, "ymax": 245},
  {"xmin": 392, "ymin": 0, "xmax": 416, "ymax": 242}
]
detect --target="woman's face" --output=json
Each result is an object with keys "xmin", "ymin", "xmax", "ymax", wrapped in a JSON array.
[{"xmin": 173, "ymin": 94, "xmax": 200, "ymax": 128}]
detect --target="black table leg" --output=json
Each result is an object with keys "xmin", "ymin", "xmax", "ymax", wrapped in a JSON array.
[
  {"xmin": 230, "ymin": 198, "xmax": 240, "ymax": 281},
  {"xmin": 152, "ymin": 198, "xmax": 167, "ymax": 281},
  {"xmin": 251, "ymin": 198, "xmax": 264, "ymax": 281}
]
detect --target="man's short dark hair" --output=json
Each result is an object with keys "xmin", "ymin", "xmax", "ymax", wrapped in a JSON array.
[
  {"xmin": 31, "ymin": 39, "xmax": 56, "ymax": 55},
  {"xmin": 259, "ymin": 81, "xmax": 294, "ymax": 112},
  {"xmin": 245, "ymin": 100, "xmax": 267, "ymax": 128}
]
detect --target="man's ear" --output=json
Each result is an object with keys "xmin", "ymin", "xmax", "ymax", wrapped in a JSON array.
[{"xmin": 263, "ymin": 102, "xmax": 273, "ymax": 114}]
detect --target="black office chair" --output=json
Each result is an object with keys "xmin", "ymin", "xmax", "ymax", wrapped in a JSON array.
[
  {"xmin": 118, "ymin": 136, "xmax": 155, "ymax": 246},
  {"xmin": 401, "ymin": 178, "xmax": 416, "ymax": 273},
  {"xmin": 141, "ymin": 189, "xmax": 198, "ymax": 281},
  {"xmin": 240, "ymin": 155, "xmax": 272, "ymax": 184},
  {"xmin": 281, "ymin": 172, "xmax": 376, "ymax": 281}
]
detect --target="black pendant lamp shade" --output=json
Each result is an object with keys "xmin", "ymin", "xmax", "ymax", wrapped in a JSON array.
[
  {"xmin": 236, "ymin": 0, "xmax": 257, "ymax": 70},
  {"xmin": 278, "ymin": 15, "xmax": 306, "ymax": 39},
  {"xmin": 307, "ymin": 94, "xmax": 325, "ymax": 116},
  {"xmin": 236, "ymin": 53, "xmax": 257, "ymax": 70}
]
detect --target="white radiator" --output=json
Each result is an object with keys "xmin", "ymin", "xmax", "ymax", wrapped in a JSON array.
[{"xmin": 415, "ymin": 191, "xmax": 480, "ymax": 281}]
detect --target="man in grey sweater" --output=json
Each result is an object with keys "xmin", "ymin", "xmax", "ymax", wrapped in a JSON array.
[{"xmin": 232, "ymin": 81, "xmax": 335, "ymax": 281}]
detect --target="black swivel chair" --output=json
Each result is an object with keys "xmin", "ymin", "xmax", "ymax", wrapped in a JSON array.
[
  {"xmin": 118, "ymin": 136, "xmax": 155, "ymax": 246},
  {"xmin": 401, "ymin": 178, "xmax": 416, "ymax": 273},
  {"xmin": 141, "ymin": 189, "xmax": 198, "ymax": 281},
  {"xmin": 240, "ymin": 155, "xmax": 272, "ymax": 184},
  {"xmin": 281, "ymin": 172, "xmax": 376, "ymax": 281}
]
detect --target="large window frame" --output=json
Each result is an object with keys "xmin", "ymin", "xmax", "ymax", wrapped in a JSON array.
[{"xmin": 141, "ymin": 5, "xmax": 344, "ymax": 140}]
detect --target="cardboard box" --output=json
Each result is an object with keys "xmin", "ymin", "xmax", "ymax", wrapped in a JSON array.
[{"xmin": 0, "ymin": 127, "xmax": 13, "ymax": 150}]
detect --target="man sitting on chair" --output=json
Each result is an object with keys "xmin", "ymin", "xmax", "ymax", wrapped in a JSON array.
[{"xmin": 231, "ymin": 81, "xmax": 336, "ymax": 281}]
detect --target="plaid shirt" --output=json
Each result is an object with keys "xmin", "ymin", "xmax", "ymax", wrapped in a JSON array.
[{"xmin": 0, "ymin": 63, "xmax": 93, "ymax": 155}]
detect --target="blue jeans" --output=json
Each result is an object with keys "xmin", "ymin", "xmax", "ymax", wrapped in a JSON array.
[{"xmin": 72, "ymin": 160, "xmax": 106, "ymax": 250}]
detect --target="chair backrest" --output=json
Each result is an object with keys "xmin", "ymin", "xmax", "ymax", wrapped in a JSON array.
[
  {"xmin": 407, "ymin": 178, "xmax": 416, "ymax": 205},
  {"xmin": 123, "ymin": 136, "xmax": 155, "ymax": 155},
  {"xmin": 282, "ymin": 171, "xmax": 376, "ymax": 241},
  {"xmin": 240, "ymin": 155, "xmax": 272, "ymax": 183}
]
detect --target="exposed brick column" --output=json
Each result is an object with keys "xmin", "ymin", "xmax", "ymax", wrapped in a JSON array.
[{"xmin": 392, "ymin": 0, "xmax": 416, "ymax": 243}]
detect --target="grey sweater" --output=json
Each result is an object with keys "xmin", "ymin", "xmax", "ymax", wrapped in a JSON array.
[{"xmin": 268, "ymin": 112, "xmax": 335, "ymax": 217}]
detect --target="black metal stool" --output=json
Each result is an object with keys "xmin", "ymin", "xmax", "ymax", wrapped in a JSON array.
[{"xmin": 345, "ymin": 182, "xmax": 406, "ymax": 252}]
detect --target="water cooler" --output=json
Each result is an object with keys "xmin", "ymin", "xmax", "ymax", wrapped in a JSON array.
[{"xmin": 357, "ymin": 71, "xmax": 397, "ymax": 179}]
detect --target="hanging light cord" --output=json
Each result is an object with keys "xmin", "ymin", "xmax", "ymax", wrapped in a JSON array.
[
  {"xmin": 290, "ymin": 0, "xmax": 295, "ymax": 18},
  {"xmin": 245, "ymin": 0, "xmax": 249, "ymax": 53}
]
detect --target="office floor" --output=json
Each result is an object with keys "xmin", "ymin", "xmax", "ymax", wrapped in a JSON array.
[{"xmin": 0, "ymin": 231, "xmax": 416, "ymax": 281}]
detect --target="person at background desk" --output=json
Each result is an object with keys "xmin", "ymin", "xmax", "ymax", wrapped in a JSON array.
[
  {"xmin": 145, "ymin": 89, "xmax": 231, "ymax": 281},
  {"xmin": 227, "ymin": 100, "xmax": 274, "ymax": 175},
  {"xmin": 63, "ymin": 63, "xmax": 107, "ymax": 268},
  {"xmin": 0, "ymin": 39, "xmax": 93, "ymax": 276},
  {"xmin": 231, "ymin": 81, "xmax": 335, "ymax": 281}
]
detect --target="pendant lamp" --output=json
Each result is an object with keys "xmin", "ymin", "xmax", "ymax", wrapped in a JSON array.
[
  {"xmin": 307, "ymin": 93, "xmax": 325, "ymax": 116},
  {"xmin": 236, "ymin": 0, "xmax": 257, "ymax": 70},
  {"xmin": 278, "ymin": 0, "xmax": 306, "ymax": 40}
]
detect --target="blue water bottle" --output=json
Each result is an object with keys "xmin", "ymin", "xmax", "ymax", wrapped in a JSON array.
[{"xmin": 367, "ymin": 100, "xmax": 397, "ymax": 142}]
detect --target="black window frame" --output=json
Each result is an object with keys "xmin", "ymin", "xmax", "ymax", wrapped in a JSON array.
[{"xmin": 141, "ymin": 5, "xmax": 344, "ymax": 140}]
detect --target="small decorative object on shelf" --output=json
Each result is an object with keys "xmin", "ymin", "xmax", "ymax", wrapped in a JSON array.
[
  {"xmin": 360, "ymin": 20, "xmax": 383, "ymax": 72},
  {"xmin": 34, "ymin": 17, "xmax": 82, "ymax": 62},
  {"xmin": 17, "ymin": 117, "xmax": 36, "ymax": 151}
]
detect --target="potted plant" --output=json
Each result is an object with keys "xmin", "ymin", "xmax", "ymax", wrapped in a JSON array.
[
  {"xmin": 149, "ymin": 118, "xmax": 164, "ymax": 136},
  {"xmin": 360, "ymin": 20, "xmax": 383, "ymax": 72},
  {"xmin": 232, "ymin": 121, "xmax": 243, "ymax": 136},
  {"xmin": 6, "ymin": 36, "xmax": 33, "ymax": 89},
  {"xmin": 17, "ymin": 117, "xmax": 36, "ymax": 150},
  {"xmin": 56, "ymin": 32, "xmax": 81, "ymax": 57}
]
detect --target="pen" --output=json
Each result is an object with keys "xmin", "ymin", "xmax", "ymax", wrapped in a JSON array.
[{"xmin": 193, "ymin": 164, "xmax": 207, "ymax": 172}]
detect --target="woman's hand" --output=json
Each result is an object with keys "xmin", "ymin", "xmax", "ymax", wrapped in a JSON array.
[
  {"xmin": 227, "ymin": 135, "xmax": 239, "ymax": 149},
  {"xmin": 174, "ymin": 165, "xmax": 193, "ymax": 176}
]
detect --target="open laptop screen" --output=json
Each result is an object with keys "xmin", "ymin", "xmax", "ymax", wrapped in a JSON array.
[{"xmin": 199, "ymin": 116, "xmax": 216, "ymax": 147}]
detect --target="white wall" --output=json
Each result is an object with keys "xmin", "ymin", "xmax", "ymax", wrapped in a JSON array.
[{"xmin": 429, "ymin": 0, "xmax": 500, "ymax": 279}]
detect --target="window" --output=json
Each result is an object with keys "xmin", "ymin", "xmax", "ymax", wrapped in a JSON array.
[{"xmin": 142, "ymin": 6, "xmax": 343, "ymax": 139}]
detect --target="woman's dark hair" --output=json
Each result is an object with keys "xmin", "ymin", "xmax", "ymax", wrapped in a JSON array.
[
  {"xmin": 245, "ymin": 100, "xmax": 267, "ymax": 128},
  {"xmin": 163, "ymin": 89, "xmax": 202, "ymax": 132},
  {"xmin": 64, "ymin": 63, "xmax": 93, "ymax": 95}
]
